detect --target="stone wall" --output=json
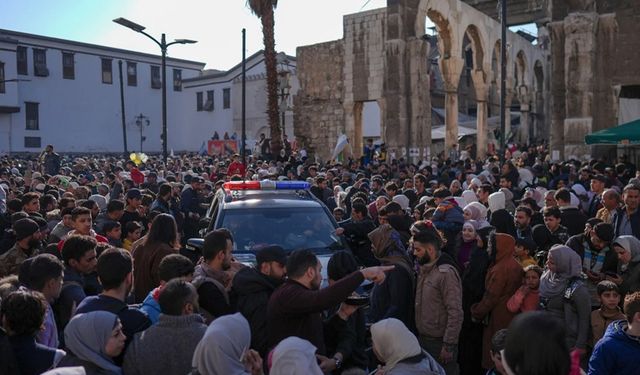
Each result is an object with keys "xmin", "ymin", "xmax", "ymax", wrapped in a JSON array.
[
  {"xmin": 293, "ymin": 41, "xmax": 345, "ymax": 160},
  {"xmin": 343, "ymin": 8, "xmax": 387, "ymax": 158}
]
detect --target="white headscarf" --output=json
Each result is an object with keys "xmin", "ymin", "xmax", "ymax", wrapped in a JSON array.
[
  {"xmin": 488, "ymin": 191, "xmax": 506, "ymax": 212},
  {"xmin": 613, "ymin": 235, "xmax": 640, "ymax": 265},
  {"xmin": 191, "ymin": 313, "xmax": 250, "ymax": 375},
  {"xmin": 371, "ymin": 318, "xmax": 422, "ymax": 371},
  {"xmin": 270, "ymin": 337, "xmax": 323, "ymax": 375},
  {"xmin": 461, "ymin": 190, "xmax": 478, "ymax": 205},
  {"xmin": 393, "ymin": 194, "xmax": 410, "ymax": 212}
]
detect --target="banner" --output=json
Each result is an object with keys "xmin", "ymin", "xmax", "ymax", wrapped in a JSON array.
[{"xmin": 207, "ymin": 140, "xmax": 238, "ymax": 156}]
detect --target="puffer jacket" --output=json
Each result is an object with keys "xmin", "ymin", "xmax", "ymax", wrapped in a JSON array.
[
  {"xmin": 415, "ymin": 253, "xmax": 463, "ymax": 345},
  {"xmin": 588, "ymin": 320, "xmax": 640, "ymax": 375}
]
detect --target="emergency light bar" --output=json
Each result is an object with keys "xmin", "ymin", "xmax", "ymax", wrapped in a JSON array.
[{"xmin": 223, "ymin": 180, "xmax": 310, "ymax": 191}]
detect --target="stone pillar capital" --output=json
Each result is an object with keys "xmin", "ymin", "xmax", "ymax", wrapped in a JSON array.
[{"xmin": 439, "ymin": 56, "xmax": 465, "ymax": 91}]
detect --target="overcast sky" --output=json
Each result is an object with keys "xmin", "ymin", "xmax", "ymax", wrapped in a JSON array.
[{"xmin": 2, "ymin": 0, "xmax": 536, "ymax": 70}]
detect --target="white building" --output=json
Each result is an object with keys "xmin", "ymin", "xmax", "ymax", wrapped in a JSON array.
[
  {"xmin": 181, "ymin": 51, "xmax": 297, "ymax": 154},
  {"xmin": 0, "ymin": 28, "xmax": 297, "ymax": 155}
]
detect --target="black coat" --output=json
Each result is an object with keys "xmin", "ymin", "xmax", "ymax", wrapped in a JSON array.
[
  {"xmin": 231, "ymin": 267, "xmax": 281, "ymax": 357},
  {"xmin": 559, "ymin": 206, "xmax": 588, "ymax": 237},
  {"xmin": 368, "ymin": 262, "xmax": 416, "ymax": 332},
  {"xmin": 339, "ymin": 218, "xmax": 379, "ymax": 267}
]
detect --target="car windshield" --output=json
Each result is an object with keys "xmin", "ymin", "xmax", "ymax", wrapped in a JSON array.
[{"xmin": 218, "ymin": 206, "xmax": 345, "ymax": 254}]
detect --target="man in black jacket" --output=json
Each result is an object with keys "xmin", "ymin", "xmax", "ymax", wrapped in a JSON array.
[
  {"xmin": 336, "ymin": 203, "xmax": 378, "ymax": 267},
  {"xmin": 555, "ymin": 188, "xmax": 587, "ymax": 236},
  {"xmin": 232, "ymin": 245, "xmax": 287, "ymax": 357}
]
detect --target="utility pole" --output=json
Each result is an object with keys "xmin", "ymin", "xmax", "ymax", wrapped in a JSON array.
[
  {"xmin": 499, "ymin": 0, "xmax": 507, "ymax": 161},
  {"xmin": 242, "ymin": 28, "xmax": 247, "ymax": 168},
  {"xmin": 118, "ymin": 60, "xmax": 128, "ymax": 155}
]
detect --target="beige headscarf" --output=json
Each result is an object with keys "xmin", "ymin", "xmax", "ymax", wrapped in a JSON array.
[
  {"xmin": 371, "ymin": 318, "xmax": 422, "ymax": 372},
  {"xmin": 270, "ymin": 337, "xmax": 323, "ymax": 375}
]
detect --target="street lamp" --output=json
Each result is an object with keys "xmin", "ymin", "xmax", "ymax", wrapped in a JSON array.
[
  {"xmin": 276, "ymin": 54, "xmax": 293, "ymax": 140},
  {"xmin": 134, "ymin": 113, "xmax": 150, "ymax": 152},
  {"xmin": 113, "ymin": 17, "xmax": 197, "ymax": 162}
]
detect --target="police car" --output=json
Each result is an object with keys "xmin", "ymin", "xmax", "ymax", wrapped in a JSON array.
[{"xmin": 186, "ymin": 180, "xmax": 350, "ymax": 283}]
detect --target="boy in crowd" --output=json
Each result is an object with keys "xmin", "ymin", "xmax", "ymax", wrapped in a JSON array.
[
  {"xmin": 487, "ymin": 329, "xmax": 508, "ymax": 375},
  {"xmin": 591, "ymin": 281, "xmax": 626, "ymax": 345}
]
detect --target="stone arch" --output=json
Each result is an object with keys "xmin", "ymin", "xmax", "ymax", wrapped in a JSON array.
[
  {"xmin": 464, "ymin": 24, "xmax": 485, "ymax": 71},
  {"xmin": 425, "ymin": 10, "xmax": 454, "ymax": 59}
]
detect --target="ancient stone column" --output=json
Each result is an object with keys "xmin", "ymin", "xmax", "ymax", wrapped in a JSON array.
[
  {"xmin": 518, "ymin": 86, "xmax": 531, "ymax": 144},
  {"xmin": 548, "ymin": 21, "xmax": 566, "ymax": 161},
  {"xmin": 563, "ymin": 12, "xmax": 598, "ymax": 159},
  {"xmin": 440, "ymin": 57, "xmax": 464, "ymax": 153},
  {"xmin": 407, "ymin": 37, "xmax": 431, "ymax": 161},
  {"xmin": 471, "ymin": 69, "xmax": 490, "ymax": 159}
]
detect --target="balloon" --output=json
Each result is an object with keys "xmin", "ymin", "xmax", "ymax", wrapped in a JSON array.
[
  {"xmin": 140, "ymin": 153, "xmax": 149, "ymax": 163},
  {"xmin": 130, "ymin": 153, "xmax": 137, "ymax": 162}
]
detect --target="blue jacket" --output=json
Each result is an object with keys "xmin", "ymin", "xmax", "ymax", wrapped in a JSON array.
[
  {"xmin": 588, "ymin": 320, "xmax": 640, "ymax": 375},
  {"xmin": 432, "ymin": 198, "xmax": 465, "ymax": 231},
  {"xmin": 140, "ymin": 288, "xmax": 162, "ymax": 325}
]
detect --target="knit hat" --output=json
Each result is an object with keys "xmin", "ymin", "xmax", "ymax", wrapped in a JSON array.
[
  {"xmin": 13, "ymin": 218, "xmax": 39, "ymax": 240},
  {"xmin": 592, "ymin": 223, "xmax": 614, "ymax": 243}
]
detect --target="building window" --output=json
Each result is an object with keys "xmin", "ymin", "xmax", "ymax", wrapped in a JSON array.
[
  {"xmin": 101, "ymin": 58, "xmax": 112, "ymax": 84},
  {"xmin": 17, "ymin": 46, "xmax": 28, "ymax": 75},
  {"xmin": 223, "ymin": 88, "xmax": 231, "ymax": 109},
  {"xmin": 127, "ymin": 62, "xmax": 137, "ymax": 86},
  {"xmin": 25, "ymin": 102, "xmax": 39, "ymax": 130},
  {"xmin": 196, "ymin": 92, "xmax": 203, "ymax": 111},
  {"xmin": 0, "ymin": 62, "xmax": 5, "ymax": 94},
  {"xmin": 62, "ymin": 52, "xmax": 75, "ymax": 79},
  {"xmin": 173, "ymin": 69, "xmax": 182, "ymax": 91},
  {"xmin": 204, "ymin": 90, "xmax": 214, "ymax": 111},
  {"xmin": 24, "ymin": 137, "xmax": 41, "ymax": 148},
  {"xmin": 33, "ymin": 49, "xmax": 48, "ymax": 77},
  {"xmin": 151, "ymin": 65, "xmax": 161, "ymax": 89}
]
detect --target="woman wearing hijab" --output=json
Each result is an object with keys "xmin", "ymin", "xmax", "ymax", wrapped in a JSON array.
[
  {"xmin": 367, "ymin": 224, "xmax": 416, "ymax": 330},
  {"xmin": 191, "ymin": 313, "xmax": 263, "ymax": 375},
  {"xmin": 370, "ymin": 318, "xmax": 445, "ymax": 375},
  {"xmin": 461, "ymin": 190, "xmax": 478, "ymax": 206},
  {"xmin": 459, "ymin": 222, "xmax": 491, "ymax": 375},
  {"xmin": 463, "ymin": 202, "xmax": 490, "ymax": 229},
  {"xmin": 471, "ymin": 232, "xmax": 523, "ymax": 370},
  {"xmin": 457, "ymin": 220, "xmax": 479, "ymax": 271},
  {"xmin": 270, "ymin": 337, "xmax": 324, "ymax": 375},
  {"xmin": 609, "ymin": 235, "xmax": 640, "ymax": 298},
  {"xmin": 57, "ymin": 311, "xmax": 126, "ymax": 375},
  {"xmin": 539, "ymin": 245, "xmax": 591, "ymax": 355}
]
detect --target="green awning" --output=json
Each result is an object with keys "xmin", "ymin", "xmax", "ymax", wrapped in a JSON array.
[{"xmin": 585, "ymin": 118, "xmax": 640, "ymax": 145}]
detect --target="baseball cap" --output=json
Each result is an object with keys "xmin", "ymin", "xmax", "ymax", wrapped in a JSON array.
[{"xmin": 256, "ymin": 245, "xmax": 288, "ymax": 266}]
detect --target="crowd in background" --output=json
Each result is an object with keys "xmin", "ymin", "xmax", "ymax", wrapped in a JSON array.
[{"xmin": 0, "ymin": 141, "xmax": 639, "ymax": 375}]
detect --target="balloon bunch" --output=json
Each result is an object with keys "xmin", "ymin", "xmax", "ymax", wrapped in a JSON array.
[{"xmin": 129, "ymin": 152, "xmax": 149, "ymax": 166}]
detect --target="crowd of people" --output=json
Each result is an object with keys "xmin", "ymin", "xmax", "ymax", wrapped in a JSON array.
[{"xmin": 0, "ymin": 142, "xmax": 639, "ymax": 375}]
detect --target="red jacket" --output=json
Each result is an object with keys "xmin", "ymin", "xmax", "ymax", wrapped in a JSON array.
[{"xmin": 227, "ymin": 161, "xmax": 246, "ymax": 177}]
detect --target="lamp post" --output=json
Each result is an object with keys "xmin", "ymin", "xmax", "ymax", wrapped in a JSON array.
[
  {"xmin": 134, "ymin": 113, "xmax": 150, "ymax": 152},
  {"xmin": 113, "ymin": 17, "xmax": 196, "ymax": 162},
  {"xmin": 277, "ymin": 54, "xmax": 293, "ymax": 157}
]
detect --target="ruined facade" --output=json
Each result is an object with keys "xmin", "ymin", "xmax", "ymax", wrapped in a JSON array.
[{"xmin": 294, "ymin": 0, "xmax": 547, "ymax": 161}]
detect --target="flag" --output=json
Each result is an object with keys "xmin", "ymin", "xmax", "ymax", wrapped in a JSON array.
[
  {"xmin": 198, "ymin": 141, "xmax": 207, "ymax": 156},
  {"xmin": 332, "ymin": 134, "xmax": 350, "ymax": 160}
]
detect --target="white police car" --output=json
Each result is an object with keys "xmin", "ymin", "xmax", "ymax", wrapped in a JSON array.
[{"xmin": 186, "ymin": 180, "xmax": 350, "ymax": 284}]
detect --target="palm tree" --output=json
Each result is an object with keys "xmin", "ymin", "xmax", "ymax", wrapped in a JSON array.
[{"xmin": 247, "ymin": 0, "xmax": 281, "ymax": 160}]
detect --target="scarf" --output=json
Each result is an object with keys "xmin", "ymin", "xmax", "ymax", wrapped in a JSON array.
[
  {"xmin": 64, "ymin": 311, "xmax": 122, "ymax": 375},
  {"xmin": 582, "ymin": 240, "xmax": 608, "ymax": 274},
  {"xmin": 270, "ymin": 337, "xmax": 324, "ymax": 375},
  {"xmin": 613, "ymin": 235, "xmax": 640, "ymax": 271},
  {"xmin": 368, "ymin": 224, "xmax": 415, "ymax": 283},
  {"xmin": 539, "ymin": 246, "xmax": 582, "ymax": 299},
  {"xmin": 191, "ymin": 313, "xmax": 249, "ymax": 375},
  {"xmin": 370, "ymin": 318, "xmax": 423, "ymax": 372}
]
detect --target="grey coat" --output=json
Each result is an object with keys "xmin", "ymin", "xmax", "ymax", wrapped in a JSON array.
[{"xmin": 122, "ymin": 314, "xmax": 206, "ymax": 375}]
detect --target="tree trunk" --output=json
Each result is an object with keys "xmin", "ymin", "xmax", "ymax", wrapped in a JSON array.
[{"xmin": 261, "ymin": 6, "xmax": 282, "ymax": 160}]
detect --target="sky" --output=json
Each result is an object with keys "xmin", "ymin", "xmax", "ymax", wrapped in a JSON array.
[
  {"xmin": 1, "ymin": 0, "xmax": 391, "ymax": 70},
  {"xmin": 1, "ymin": 0, "xmax": 537, "ymax": 71}
]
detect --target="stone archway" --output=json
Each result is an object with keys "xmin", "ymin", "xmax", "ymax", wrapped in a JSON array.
[{"xmin": 515, "ymin": 50, "xmax": 531, "ymax": 143}]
